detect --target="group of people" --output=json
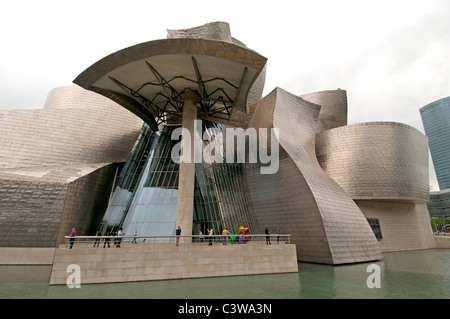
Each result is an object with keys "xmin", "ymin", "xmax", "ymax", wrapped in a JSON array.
[
  {"xmin": 175, "ymin": 226, "xmax": 282, "ymax": 246},
  {"xmin": 69, "ymin": 225, "xmax": 282, "ymax": 249},
  {"xmin": 265, "ymin": 227, "xmax": 281, "ymax": 245},
  {"xmin": 96, "ymin": 228, "xmax": 125, "ymax": 248},
  {"xmin": 176, "ymin": 226, "xmax": 231, "ymax": 246},
  {"xmin": 69, "ymin": 227, "xmax": 126, "ymax": 249}
]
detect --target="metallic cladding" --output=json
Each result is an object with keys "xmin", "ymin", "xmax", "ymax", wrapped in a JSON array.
[
  {"xmin": 300, "ymin": 89, "xmax": 348, "ymax": 134},
  {"xmin": 0, "ymin": 86, "xmax": 143, "ymax": 247},
  {"xmin": 316, "ymin": 122, "xmax": 429, "ymax": 203},
  {"xmin": 246, "ymin": 87, "xmax": 383, "ymax": 264}
]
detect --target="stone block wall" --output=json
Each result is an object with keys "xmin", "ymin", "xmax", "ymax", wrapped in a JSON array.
[
  {"xmin": 49, "ymin": 243, "xmax": 298, "ymax": 285},
  {"xmin": 358, "ymin": 201, "xmax": 436, "ymax": 252},
  {"xmin": 0, "ymin": 247, "xmax": 55, "ymax": 264}
]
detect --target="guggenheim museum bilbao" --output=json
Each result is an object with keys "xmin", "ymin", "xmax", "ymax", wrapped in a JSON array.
[{"xmin": 0, "ymin": 22, "xmax": 436, "ymax": 265}]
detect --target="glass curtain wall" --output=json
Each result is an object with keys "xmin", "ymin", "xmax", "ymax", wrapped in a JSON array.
[
  {"xmin": 193, "ymin": 161, "xmax": 254, "ymax": 236},
  {"xmin": 193, "ymin": 120, "xmax": 254, "ymax": 235},
  {"xmin": 122, "ymin": 125, "xmax": 179, "ymax": 239},
  {"xmin": 99, "ymin": 121, "xmax": 255, "ymax": 238},
  {"xmin": 420, "ymin": 97, "xmax": 450, "ymax": 190},
  {"xmin": 99, "ymin": 124, "xmax": 156, "ymax": 234}
]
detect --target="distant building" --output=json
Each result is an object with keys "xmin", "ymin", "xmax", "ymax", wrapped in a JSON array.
[
  {"xmin": 420, "ymin": 96, "xmax": 450, "ymax": 190},
  {"xmin": 428, "ymin": 190, "xmax": 450, "ymax": 220}
]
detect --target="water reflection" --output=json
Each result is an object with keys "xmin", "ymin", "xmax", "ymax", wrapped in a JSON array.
[
  {"xmin": 380, "ymin": 249, "xmax": 450, "ymax": 298},
  {"xmin": 0, "ymin": 249, "xmax": 449, "ymax": 299},
  {"xmin": 44, "ymin": 272, "xmax": 302, "ymax": 299}
]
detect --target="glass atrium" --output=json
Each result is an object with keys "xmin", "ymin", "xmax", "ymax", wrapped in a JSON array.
[{"xmin": 100, "ymin": 121, "xmax": 255, "ymax": 238}]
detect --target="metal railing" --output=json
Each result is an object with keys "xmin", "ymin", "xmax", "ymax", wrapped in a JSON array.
[
  {"xmin": 63, "ymin": 234, "xmax": 291, "ymax": 248},
  {"xmin": 434, "ymin": 231, "xmax": 450, "ymax": 236}
]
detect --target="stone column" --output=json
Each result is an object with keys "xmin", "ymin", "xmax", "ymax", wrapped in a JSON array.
[{"xmin": 175, "ymin": 90, "xmax": 197, "ymax": 243}]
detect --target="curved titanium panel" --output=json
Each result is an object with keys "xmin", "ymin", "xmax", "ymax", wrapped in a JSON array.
[
  {"xmin": 44, "ymin": 85, "xmax": 126, "ymax": 111},
  {"xmin": 0, "ymin": 86, "xmax": 143, "ymax": 169},
  {"xmin": 300, "ymin": 89, "xmax": 348, "ymax": 133},
  {"xmin": 316, "ymin": 122, "xmax": 429, "ymax": 203},
  {"xmin": 246, "ymin": 87, "xmax": 382, "ymax": 264},
  {"xmin": 167, "ymin": 21, "xmax": 233, "ymax": 43},
  {"xmin": 0, "ymin": 86, "xmax": 144, "ymax": 247}
]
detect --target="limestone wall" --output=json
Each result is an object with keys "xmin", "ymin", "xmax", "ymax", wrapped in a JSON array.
[
  {"xmin": 435, "ymin": 236, "xmax": 450, "ymax": 249},
  {"xmin": 49, "ymin": 243, "xmax": 298, "ymax": 285},
  {"xmin": 0, "ymin": 248, "xmax": 55, "ymax": 264}
]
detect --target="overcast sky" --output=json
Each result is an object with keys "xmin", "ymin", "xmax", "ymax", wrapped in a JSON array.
[{"xmin": 1, "ymin": 0, "xmax": 448, "ymax": 189}]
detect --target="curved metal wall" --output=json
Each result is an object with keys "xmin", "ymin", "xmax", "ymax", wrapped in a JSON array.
[
  {"xmin": 316, "ymin": 122, "xmax": 429, "ymax": 203},
  {"xmin": 246, "ymin": 87, "xmax": 382, "ymax": 265},
  {"xmin": 0, "ymin": 86, "xmax": 143, "ymax": 169},
  {"xmin": 44, "ymin": 85, "xmax": 127, "ymax": 111},
  {"xmin": 0, "ymin": 86, "xmax": 144, "ymax": 246},
  {"xmin": 300, "ymin": 89, "xmax": 348, "ymax": 134}
]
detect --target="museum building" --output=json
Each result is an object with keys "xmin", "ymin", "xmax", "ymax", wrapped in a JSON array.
[{"xmin": 0, "ymin": 22, "xmax": 436, "ymax": 265}]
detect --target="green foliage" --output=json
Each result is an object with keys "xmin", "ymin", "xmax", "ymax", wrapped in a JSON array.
[
  {"xmin": 431, "ymin": 217, "xmax": 450, "ymax": 233},
  {"xmin": 431, "ymin": 217, "xmax": 443, "ymax": 230}
]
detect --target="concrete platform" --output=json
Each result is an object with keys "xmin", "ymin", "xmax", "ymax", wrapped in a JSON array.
[
  {"xmin": 0, "ymin": 247, "xmax": 55, "ymax": 265},
  {"xmin": 49, "ymin": 243, "xmax": 298, "ymax": 285}
]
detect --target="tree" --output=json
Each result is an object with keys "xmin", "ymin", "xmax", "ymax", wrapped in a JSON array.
[{"xmin": 431, "ymin": 217, "xmax": 443, "ymax": 231}]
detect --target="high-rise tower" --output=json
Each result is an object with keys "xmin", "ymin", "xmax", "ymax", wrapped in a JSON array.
[{"xmin": 420, "ymin": 96, "xmax": 450, "ymax": 190}]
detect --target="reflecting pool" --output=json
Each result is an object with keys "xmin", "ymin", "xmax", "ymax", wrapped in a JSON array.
[{"xmin": 0, "ymin": 249, "xmax": 448, "ymax": 299}]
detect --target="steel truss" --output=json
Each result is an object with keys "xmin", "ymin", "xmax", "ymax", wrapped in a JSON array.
[{"xmin": 109, "ymin": 56, "xmax": 248, "ymax": 125}]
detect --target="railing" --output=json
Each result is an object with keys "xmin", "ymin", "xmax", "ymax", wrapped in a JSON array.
[
  {"xmin": 63, "ymin": 234, "xmax": 291, "ymax": 248},
  {"xmin": 434, "ymin": 231, "xmax": 450, "ymax": 236}
]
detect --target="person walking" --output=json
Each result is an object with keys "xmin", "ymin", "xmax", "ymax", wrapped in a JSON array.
[
  {"xmin": 117, "ymin": 228, "xmax": 124, "ymax": 247},
  {"xmin": 207, "ymin": 228, "xmax": 214, "ymax": 246},
  {"xmin": 175, "ymin": 226, "xmax": 181, "ymax": 246},
  {"xmin": 93, "ymin": 229, "xmax": 101, "ymax": 247},
  {"xmin": 222, "ymin": 227, "xmax": 231, "ymax": 245},
  {"xmin": 103, "ymin": 231, "xmax": 111, "ymax": 248},
  {"xmin": 69, "ymin": 228, "xmax": 77, "ymax": 249},
  {"xmin": 275, "ymin": 226, "xmax": 280, "ymax": 244},
  {"xmin": 265, "ymin": 228, "xmax": 271, "ymax": 245}
]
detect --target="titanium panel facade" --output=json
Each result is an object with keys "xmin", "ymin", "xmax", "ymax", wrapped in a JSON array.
[
  {"xmin": 300, "ymin": 89, "xmax": 348, "ymax": 134},
  {"xmin": 0, "ymin": 86, "xmax": 143, "ymax": 247},
  {"xmin": 316, "ymin": 122, "xmax": 434, "ymax": 252},
  {"xmin": 316, "ymin": 122, "xmax": 429, "ymax": 203},
  {"xmin": 246, "ymin": 87, "xmax": 382, "ymax": 264}
]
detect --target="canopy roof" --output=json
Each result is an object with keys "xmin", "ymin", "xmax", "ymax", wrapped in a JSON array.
[{"xmin": 74, "ymin": 38, "xmax": 267, "ymax": 130}]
